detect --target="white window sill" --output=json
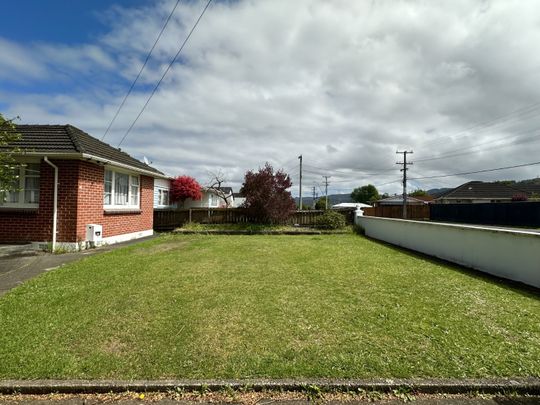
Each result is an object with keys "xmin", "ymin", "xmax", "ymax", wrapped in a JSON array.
[
  {"xmin": 104, "ymin": 206, "xmax": 141, "ymax": 215},
  {"xmin": 0, "ymin": 203, "xmax": 39, "ymax": 209}
]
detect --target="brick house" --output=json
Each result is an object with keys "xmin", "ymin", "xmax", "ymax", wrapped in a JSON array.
[{"xmin": 0, "ymin": 124, "xmax": 167, "ymax": 249}]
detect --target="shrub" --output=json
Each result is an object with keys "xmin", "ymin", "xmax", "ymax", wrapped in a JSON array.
[
  {"xmin": 240, "ymin": 163, "xmax": 296, "ymax": 224},
  {"xmin": 314, "ymin": 210, "xmax": 346, "ymax": 229}
]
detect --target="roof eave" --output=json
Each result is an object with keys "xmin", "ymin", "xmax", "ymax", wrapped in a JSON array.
[
  {"xmin": 81, "ymin": 153, "xmax": 167, "ymax": 178},
  {"xmin": 12, "ymin": 151, "xmax": 167, "ymax": 178}
]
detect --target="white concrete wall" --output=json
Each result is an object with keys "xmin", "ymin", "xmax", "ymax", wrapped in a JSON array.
[{"xmin": 356, "ymin": 215, "xmax": 540, "ymax": 288}]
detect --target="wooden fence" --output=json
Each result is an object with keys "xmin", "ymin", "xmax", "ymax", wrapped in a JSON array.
[
  {"xmin": 154, "ymin": 208, "xmax": 356, "ymax": 231},
  {"xmin": 362, "ymin": 205, "xmax": 430, "ymax": 220}
]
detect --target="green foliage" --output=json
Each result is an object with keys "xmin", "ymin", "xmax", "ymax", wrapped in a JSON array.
[
  {"xmin": 314, "ymin": 197, "xmax": 328, "ymax": 210},
  {"xmin": 0, "ymin": 114, "xmax": 21, "ymax": 199},
  {"xmin": 409, "ymin": 189, "xmax": 428, "ymax": 197},
  {"xmin": 314, "ymin": 210, "xmax": 346, "ymax": 229},
  {"xmin": 351, "ymin": 184, "xmax": 380, "ymax": 204},
  {"xmin": 304, "ymin": 384, "xmax": 324, "ymax": 401}
]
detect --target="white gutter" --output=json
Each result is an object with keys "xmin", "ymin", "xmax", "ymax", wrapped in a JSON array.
[
  {"xmin": 81, "ymin": 153, "xmax": 168, "ymax": 178},
  {"xmin": 43, "ymin": 157, "xmax": 58, "ymax": 252}
]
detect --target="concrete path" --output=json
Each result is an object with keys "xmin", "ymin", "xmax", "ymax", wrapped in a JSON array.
[{"xmin": 0, "ymin": 236, "xmax": 156, "ymax": 297}]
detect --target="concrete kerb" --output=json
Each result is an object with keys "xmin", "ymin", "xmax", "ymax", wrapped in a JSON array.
[{"xmin": 1, "ymin": 378, "xmax": 539, "ymax": 395}]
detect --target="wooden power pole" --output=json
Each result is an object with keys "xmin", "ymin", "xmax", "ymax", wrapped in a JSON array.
[
  {"xmin": 298, "ymin": 155, "xmax": 303, "ymax": 209},
  {"xmin": 396, "ymin": 150, "xmax": 413, "ymax": 219}
]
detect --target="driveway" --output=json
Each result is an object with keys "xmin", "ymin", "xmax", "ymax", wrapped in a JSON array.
[{"xmin": 0, "ymin": 236, "xmax": 156, "ymax": 297}]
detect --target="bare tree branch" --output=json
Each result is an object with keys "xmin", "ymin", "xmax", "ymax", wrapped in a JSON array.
[{"xmin": 206, "ymin": 169, "xmax": 232, "ymax": 207}]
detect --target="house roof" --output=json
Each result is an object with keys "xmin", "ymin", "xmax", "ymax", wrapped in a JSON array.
[
  {"xmin": 438, "ymin": 181, "xmax": 527, "ymax": 200},
  {"xmin": 217, "ymin": 187, "xmax": 233, "ymax": 195},
  {"xmin": 233, "ymin": 192, "xmax": 244, "ymax": 198},
  {"xmin": 516, "ymin": 184, "xmax": 540, "ymax": 196},
  {"xmin": 4, "ymin": 124, "xmax": 164, "ymax": 176}
]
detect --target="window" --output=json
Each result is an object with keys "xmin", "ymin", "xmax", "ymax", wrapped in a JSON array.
[
  {"xmin": 104, "ymin": 169, "xmax": 140, "ymax": 209},
  {"xmin": 209, "ymin": 193, "xmax": 218, "ymax": 207},
  {"xmin": 158, "ymin": 188, "xmax": 169, "ymax": 206},
  {"xmin": 0, "ymin": 163, "xmax": 40, "ymax": 208}
]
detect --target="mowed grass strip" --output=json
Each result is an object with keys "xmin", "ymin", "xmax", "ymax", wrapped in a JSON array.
[{"xmin": 0, "ymin": 234, "xmax": 538, "ymax": 379}]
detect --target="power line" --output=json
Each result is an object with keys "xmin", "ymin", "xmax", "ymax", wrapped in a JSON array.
[
  {"xmin": 117, "ymin": 0, "xmax": 213, "ymax": 148},
  {"xmin": 408, "ymin": 160, "xmax": 540, "ymax": 181},
  {"xmin": 102, "ymin": 0, "xmax": 182, "ymax": 141},
  {"xmin": 415, "ymin": 128, "xmax": 540, "ymax": 163},
  {"xmin": 418, "ymin": 101, "xmax": 540, "ymax": 150},
  {"xmin": 304, "ymin": 162, "xmax": 396, "ymax": 175}
]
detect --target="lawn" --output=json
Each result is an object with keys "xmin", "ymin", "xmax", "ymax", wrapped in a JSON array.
[{"xmin": 0, "ymin": 234, "xmax": 538, "ymax": 379}]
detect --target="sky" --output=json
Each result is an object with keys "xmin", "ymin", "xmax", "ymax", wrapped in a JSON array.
[{"xmin": 2, "ymin": 0, "xmax": 540, "ymax": 196}]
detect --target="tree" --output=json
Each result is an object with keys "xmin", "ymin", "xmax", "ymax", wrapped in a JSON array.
[
  {"xmin": 206, "ymin": 169, "xmax": 232, "ymax": 207},
  {"xmin": 0, "ymin": 114, "xmax": 21, "ymax": 200},
  {"xmin": 240, "ymin": 162, "xmax": 296, "ymax": 224},
  {"xmin": 351, "ymin": 184, "xmax": 380, "ymax": 204},
  {"xmin": 170, "ymin": 176, "xmax": 202, "ymax": 205},
  {"xmin": 315, "ymin": 197, "xmax": 328, "ymax": 210},
  {"xmin": 409, "ymin": 189, "xmax": 428, "ymax": 197}
]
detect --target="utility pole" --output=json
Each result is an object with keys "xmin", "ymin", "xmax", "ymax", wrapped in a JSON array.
[
  {"xmin": 298, "ymin": 155, "xmax": 303, "ymax": 210},
  {"xmin": 396, "ymin": 150, "xmax": 413, "ymax": 219},
  {"xmin": 312, "ymin": 186, "xmax": 317, "ymax": 209},
  {"xmin": 322, "ymin": 175, "xmax": 331, "ymax": 210}
]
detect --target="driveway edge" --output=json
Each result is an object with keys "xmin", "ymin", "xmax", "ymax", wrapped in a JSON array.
[{"xmin": 1, "ymin": 378, "xmax": 539, "ymax": 395}]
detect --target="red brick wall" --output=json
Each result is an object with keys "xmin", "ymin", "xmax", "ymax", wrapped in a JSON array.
[
  {"xmin": 75, "ymin": 161, "xmax": 154, "ymax": 242},
  {"xmin": 0, "ymin": 159, "xmax": 154, "ymax": 244}
]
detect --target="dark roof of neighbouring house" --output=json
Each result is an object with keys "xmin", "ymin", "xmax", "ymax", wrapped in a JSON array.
[
  {"xmin": 3, "ymin": 124, "xmax": 164, "ymax": 175},
  {"xmin": 516, "ymin": 184, "xmax": 540, "ymax": 196},
  {"xmin": 217, "ymin": 187, "xmax": 233, "ymax": 195},
  {"xmin": 233, "ymin": 192, "xmax": 244, "ymax": 198},
  {"xmin": 437, "ymin": 181, "xmax": 527, "ymax": 200}
]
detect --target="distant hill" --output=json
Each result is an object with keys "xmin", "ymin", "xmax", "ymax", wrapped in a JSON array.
[
  {"xmin": 427, "ymin": 188, "xmax": 453, "ymax": 198},
  {"xmin": 294, "ymin": 193, "xmax": 354, "ymax": 207}
]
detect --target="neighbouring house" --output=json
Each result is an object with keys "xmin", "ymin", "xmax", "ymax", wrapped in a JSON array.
[
  {"xmin": 373, "ymin": 195, "xmax": 429, "ymax": 207},
  {"xmin": 183, "ymin": 187, "xmax": 234, "ymax": 208},
  {"xmin": 0, "ymin": 124, "xmax": 167, "ymax": 249},
  {"xmin": 435, "ymin": 181, "xmax": 528, "ymax": 204},
  {"xmin": 232, "ymin": 192, "xmax": 245, "ymax": 207},
  {"xmin": 154, "ymin": 177, "xmax": 176, "ymax": 210},
  {"xmin": 515, "ymin": 183, "xmax": 540, "ymax": 199}
]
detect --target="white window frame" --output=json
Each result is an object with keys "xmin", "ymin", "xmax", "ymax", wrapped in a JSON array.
[
  {"xmin": 104, "ymin": 167, "xmax": 140, "ymax": 210},
  {"xmin": 157, "ymin": 188, "xmax": 170, "ymax": 207},
  {"xmin": 209, "ymin": 192, "xmax": 219, "ymax": 207},
  {"xmin": 0, "ymin": 161, "xmax": 40, "ymax": 209}
]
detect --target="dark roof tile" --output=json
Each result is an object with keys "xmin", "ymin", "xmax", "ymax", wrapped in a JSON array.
[
  {"xmin": 3, "ymin": 124, "xmax": 163, "ymax": 175},
  {"xmin": 438, "ymin": 181, "xmax": 527, "ymax": 200}
]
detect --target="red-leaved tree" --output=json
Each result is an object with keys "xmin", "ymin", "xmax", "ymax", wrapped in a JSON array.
[
  {"xmin": 170, "ymin": 176, "xmax": 202, "ymax": 205},
  {"xmin": 240, "ymin": 163, "xmax": 296, "ymax": 224}
]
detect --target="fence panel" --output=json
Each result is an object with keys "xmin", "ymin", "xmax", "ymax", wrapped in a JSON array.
[
  {"xmin": 362, "ymin": 205, "xmax": 429, "ymax": 220},
  {"xmin": 154, "ymin": 207, "xmax": 356, "ymax": 230},
  {"xmin": 430, "ymin": 202, "xmax": 540, "ymax": 227}
]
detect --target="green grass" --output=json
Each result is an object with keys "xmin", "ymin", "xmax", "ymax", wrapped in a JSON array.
[{"xmin": 0, "ymin": 234, "xmax": 538, "ymax": 379}]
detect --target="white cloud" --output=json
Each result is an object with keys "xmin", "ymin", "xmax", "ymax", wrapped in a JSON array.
[{"xmin": 3, "ymin": 0, "xmax": 540, "ymax": 195}]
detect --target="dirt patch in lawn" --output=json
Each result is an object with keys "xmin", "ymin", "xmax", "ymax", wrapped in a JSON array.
[
  {"xmin": 101, "ymin": 338, "xmax": 128, "ymax": 356},
  {"xmin": 134, "ymin": 241, "xmax": 190, "ymax": 255}
]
